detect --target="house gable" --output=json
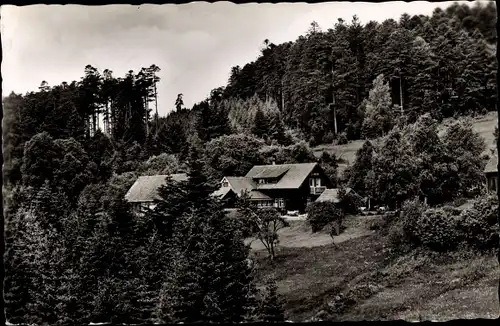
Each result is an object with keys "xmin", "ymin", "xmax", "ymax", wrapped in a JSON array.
[{"xmin": 305, "ymin": 163, "xmax": 333, "ymax": 189}]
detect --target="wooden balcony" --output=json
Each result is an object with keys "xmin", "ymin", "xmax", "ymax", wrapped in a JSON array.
[{"xmin": 310, "ymin": 186, "xmax": 326, "ymax": 195}]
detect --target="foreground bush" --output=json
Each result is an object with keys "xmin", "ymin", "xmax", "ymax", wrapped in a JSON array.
[
  {"xmin": 306, "ymin": 202, "xmax": 344, "ymax": 233},
  {"xmin": 457, "ymin": 195, "xmax": 499, "ymax": 249},
  {"xmin": 390, "ymin": 196, "xmax": 499, "ymax": 252}
]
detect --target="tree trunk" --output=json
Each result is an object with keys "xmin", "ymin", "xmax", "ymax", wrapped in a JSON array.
[
  {"xmin": 269, "ymin": 243, "xmax": 275, "ymax": 261},
  {"xmin": 333, "ymin": 104, "xmax": 338, "ymax": 135},
  {"xmin": 144, "ymin": 96, "xmax": 149, "ymax": 137},
  {"xmin": 92, "ymin": 108, "xmax": 97, "ymax": 136},
  {"xmin": 496, "ymin": 96, "xmax": 500, "ymax": 316},
  {"xmin": 400, "ymin": 76, "xmax": 404, "ymax": 114},
  {"xmin": 281, "ymin": 79, "xmax": 285, "ymax": 111}
]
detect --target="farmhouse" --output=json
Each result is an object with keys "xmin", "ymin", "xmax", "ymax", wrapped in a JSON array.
[
  {"xmin": 212, "ymin": 162, "xmax": 333, "ymax": 212},
  {"xmin": 484, "ymin": 154, "xmax": 498, "ymax": 192},
  {"xmin": 125, "ymin": 173, "xmax": 188, "ymax": 214}
]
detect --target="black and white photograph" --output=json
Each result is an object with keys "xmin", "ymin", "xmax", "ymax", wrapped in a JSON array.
[{"xmin": 1, "ymin": 1, "xmax": 499, "ymax": 324}]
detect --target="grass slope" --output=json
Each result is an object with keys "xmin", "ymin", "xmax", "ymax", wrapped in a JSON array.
[
  {"xmin": 252, "ymin": 215, "xmax": 499, "ymax": 322},
  {"xmin": 313, "ymin": 111, "xmax": 498, "ymax": 166}
]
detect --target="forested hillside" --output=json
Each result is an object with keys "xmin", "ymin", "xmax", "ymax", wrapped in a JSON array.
[
  {"xmin": 3, "ymin": 2, "xmax": 496, "ymax": 189},
  {"xmin": 221, "ymin": 1, "xmax": 497, "ymax": 144},
  {"xmin": 2, "ymin": 1, "xmax": 497, "ymax": 324}
]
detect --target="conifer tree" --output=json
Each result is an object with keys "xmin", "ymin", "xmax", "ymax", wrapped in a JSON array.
[
  {"xmin": 258, "ymin": 276, "xmax": 286, "ymax": 322},
  {"xmin": 156, "ymin": 138, "xmax": 258, "ymax": 323},
  {"xmin": 252, "ymin": 107, "xmax": 271, "ymax": 140}
]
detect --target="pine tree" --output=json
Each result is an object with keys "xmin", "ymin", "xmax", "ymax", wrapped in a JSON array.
[
  {"xmin": 156, "ymin": 139, "xmax": 258, "ymax": 323},
  {"xmin": 4, "ymin": 205, "xmax": 33, "ymax": 325},
  {"xmin": 175, "ymin": 93, "xmax": 184, "ymax": 111},
  {"xmin": 258, "ymin": 276, "xmax": 286, "ymax": 322},
  {"xmin": 252, "ymin": 107, "xmax": 271, "ymax": 140}
]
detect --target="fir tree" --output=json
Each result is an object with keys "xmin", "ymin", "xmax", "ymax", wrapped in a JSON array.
[
  {"xmin": 252, "ymin": 107, "xmax": 271, "ymax": 140},
  {"xmin": 156, "ymin": 138, "xmax": 258, "ymax": 323},
  {"xmin": 258, "ymin": 276, "xmax": 286, "ymax": 322}
]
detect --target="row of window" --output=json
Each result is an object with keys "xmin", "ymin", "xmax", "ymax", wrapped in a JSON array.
[
  {"xmin": 223, "ymin": 177, "xmax": 323, "ymax": 188},
  {"xmin": 257, "ymin": 198, "xmax": 285, "ymax": 208}
]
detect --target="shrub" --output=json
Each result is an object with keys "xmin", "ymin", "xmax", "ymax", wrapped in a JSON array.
[
  {"xmin": 390, "ymin": 195, "xmax": 499, "ymax": 252},
  {"xmin": 322, "ymin": 131, "xmax": 335, "ymax": 144},
  {"xmin": 396, "ymin": 198, "xmax": 427, "ymax": 245},
  {"xmin": 451, "ymin": 197, "xmax": 468, "ymax": 207},
  {"xmin": 316, "ymin": 283, "xmax": 383, "ymax": 320},
  {"xmin": 308, "ymin": 136, "xmax": 317, "ymax": 147},
  {"xmin": 457, "ymin": 195, "xmax": 499, "ymax": 250},
  {"xmin": 412, "ymin": 207, "xmax": 463, "ymax": 251},
  {"xmin": 336, "ymin": 132, "xmax": 348, "ymax": 145},
  {"xmin": 306, "ymin": 202, "xmax": 344, "ymax": 233}
]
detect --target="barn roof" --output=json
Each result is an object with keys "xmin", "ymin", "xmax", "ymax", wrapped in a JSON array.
[
  {"xmin": 246, "ymin": 163, "xmax": 318, "ymax": 189},
  {"xmin": 485, "ymin": 154, "xmax": 498, "ymax": 174},
  {"xmin": 125, "ymin": 173, "xmax": 188, "ymax": 203},
  {"xmin": 315, "ymin": 187, "xmax": 356, "ymax": 203}
]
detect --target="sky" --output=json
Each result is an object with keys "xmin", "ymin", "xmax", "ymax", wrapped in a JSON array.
[{"xmin": 1, "ymin": 1, "xmax": 481, "ymax": 115}]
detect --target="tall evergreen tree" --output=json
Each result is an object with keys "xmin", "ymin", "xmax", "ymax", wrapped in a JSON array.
[
  {"xmin": 257, "ymin": 276, "xmax": 286, "ymax": 322},
  {"xmin": 156, "ymin": 138, "xmax": 258, "ymax": 323},
  {"xmin": 252, "ymin": 107, "xmax": 271, "ymax": 140}
]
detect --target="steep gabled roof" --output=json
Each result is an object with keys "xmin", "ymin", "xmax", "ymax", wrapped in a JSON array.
[
  {"xmin": 226, "ymin": 176, "xmax": 257, "ymax": 194},
  {"xmin": 315, "ymin": 187, "xmax": 357, "ymax": 203},
  {"xmin": 212, "ymin": 176, "xmax": 271, "ymax": 200},
  {"xmin": 246, "ymin": 163, "xmax": 318, "ymax": 189},
  {"xmin": 485, "ymin": 154, "xmax": 498, "ymax": 174},
  {"xmin": 125, "ymin": 173, "xmax": 188, "ymax": 203}
]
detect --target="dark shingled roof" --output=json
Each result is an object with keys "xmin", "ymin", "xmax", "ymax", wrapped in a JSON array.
[
  {"xmin": 125, "ymin": 173, "xmax": 188, "ymax": 203},
  {"xmin": 246, "ymin": 163, "xmax": 318, "ymax": 189},
  {"xmin": 485, "ymin": 154, "xmax": 498, "ymax": 174},
  {"xmin": 315, "ymin": 187, "xmax": 356, "ymax": 203},
  {"xmin": 212, "ymin": 163, "xmax": 322, "ymax": 200},
  {"xmin": 252, "ymin": 165, "xmax": 290, "ymax": 179}
]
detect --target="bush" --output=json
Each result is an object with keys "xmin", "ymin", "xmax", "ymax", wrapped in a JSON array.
[
  {"xmin": 390, "ymin": 195, "xmax": 499, "ymax": 252},
  {"xmin": 306, "ymin": 202, "xmax": 344, "ymax": 233},
  {"xmin": 457, "ymin": 195, "xmax": 499, "ymax": 250},
  {"xmin": 412, "ymin": 207, "xmax": 463, "ymax": 251},
  {"xmin": 316, "ymin": 283, "xmax": 383, "ymax": 320},
  {"xmin": 451, "ymin": 197, "xmax": 468, "ymax": 207},
  {"xmin": 336, "ymin": 132, "xmax": 348, "ymax": 145},
  {"xmin": 322, "ymin": 131, "xmax": 335, "ymax": 144}
]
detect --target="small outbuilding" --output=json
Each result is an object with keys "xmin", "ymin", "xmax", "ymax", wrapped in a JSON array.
[
  {"xmin": 125, "ymin": 173, "xmax": 188, "ymax": 214},
  {"xmin": 315, "ymin": 187, "xmax": 362, "ymax": 206}
]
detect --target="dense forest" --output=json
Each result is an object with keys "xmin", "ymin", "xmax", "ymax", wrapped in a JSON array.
[{"xmin": 2, "ymin": 1, "xmax": 497, "ymax": 324}]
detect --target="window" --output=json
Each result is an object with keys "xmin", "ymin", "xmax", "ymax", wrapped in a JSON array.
[
  {"xmin": 310, "ymin": 177, "xmax": 321, "ymax": 187},
  {"xmin": 259, "ymin": 200, "xmax": 273, "ymax": 207},
  {"xmin": 277, "ymin": 198, "xmax": 285, "ymax": 208},
  {"xmin": 222, "ymin": 181, "xmax": 229, "ymax": 187}
]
